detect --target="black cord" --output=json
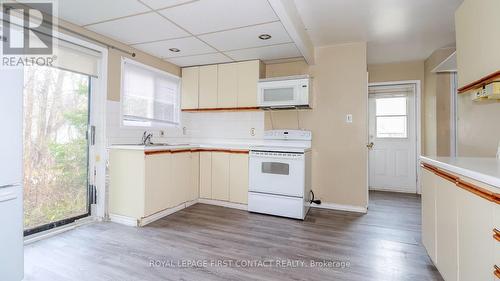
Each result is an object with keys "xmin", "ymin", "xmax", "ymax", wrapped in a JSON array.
[{"xmin": 310, "ymin": 190, "xmax": 321, "ymax": 205}]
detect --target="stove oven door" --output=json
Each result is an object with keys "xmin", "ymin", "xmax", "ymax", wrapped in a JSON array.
[{"xmin": 249, "ymin": 151, "xmax": 305, "ymax": 197}]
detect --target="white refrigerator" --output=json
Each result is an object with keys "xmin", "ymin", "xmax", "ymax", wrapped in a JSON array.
[{"xmin": 0, "ymin": 68, "xmax": 24, "ymax": 281}]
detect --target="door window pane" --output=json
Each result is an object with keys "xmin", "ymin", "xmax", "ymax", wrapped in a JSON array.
[
  {"xmin": 376, "ymin": 97, "xmax": 407, "ymax": 115},
  {"xmin": 376, "ymin": 116, "xmax": 408, "ymax": 138},
  {"xmin": 375, "ymin": 97, "xmax": 408, "ymax": 138}
]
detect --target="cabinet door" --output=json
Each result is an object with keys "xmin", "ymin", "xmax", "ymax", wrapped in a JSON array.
[
  {"xmin": 171, "ymin": 152, "xmax": 191, "ymax": 207},
  {"xmin": 145, "ymin": 153, "xmax": 172, "ymax": 216},
  {"xmin": 237, "ymin": 60, "xmax": 260, "ymax": 107},
  {"xmin": 217, "ymin": 63, "xmax": 238, "ymax": 108},
  {"xmin": 199, "ymin": 65, "xmax": 218, "ymax": 109},
  {"xmin": 229, "ymin": 153, "xmax": 249, "ymax": 204},
  {"xmin": 494, "ymin": 205, "xmax": 500, "ymax": 280},
  {"xmin": 181, "ymin": 67, "xmax": 199, "ymax": 109},
  {"xmin": 457, "ymin": 187, "xmax": 495, "ymax": 281},
  {"xmin": 211, "ymin": 152, "xmax": 230, "ymax": 201},
  {"xmin": 189, "ymin": 152, "xmax": 200, "ymax": 202},
  {"xmin": 435, "ymin": 176, "xmax": 458, "ymax": 281},
  {"xmin": 421, "ymin": 168, "xmax": 437, "ymax": 263},
  {"xmin": 199, "ymin": 152, "xmax": 212, "ymax": 199}
]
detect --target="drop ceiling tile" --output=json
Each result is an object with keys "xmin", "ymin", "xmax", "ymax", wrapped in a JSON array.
[
  {"xmin": 134, "ymin": 37, "xmax": 216, "ymax": 58},
  {"xmin": 199, "ymin": 21, "xmax": 291, "ymax": 51},
  {"xmin": 86, "ymin": 12, "xmax": 189, "ymax": 45},
  {"xmin": 159, "ymin": 0, "xmax": 277, "ymax": 35},
  {"xmin": 57, "ymin": 0, "xmax": 150, "ymax": 26},
  {"xmin": 140, "ymin": 0, "xmax": 196, "ymax": 10},
  {"xmin": 166, "ymin": 53, "xmax": 232, "ymax": 67},
  {"xmin": 225, "ymin": 43, "xmax": 302, "ymax": 61}
]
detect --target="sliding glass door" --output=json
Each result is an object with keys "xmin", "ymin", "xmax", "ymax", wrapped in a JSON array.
[{"xmin": 23, "ymin": 66, "xmax": 91, "ymax": 235}]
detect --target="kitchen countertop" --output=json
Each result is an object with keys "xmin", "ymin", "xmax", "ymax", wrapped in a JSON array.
[
  {"xmin": 420, "ymin": 156, "xmax": 500, "ymax": 189},
  {"xmin": 108, "ymin": 143, "xmax": 252, "ymax": 152}
]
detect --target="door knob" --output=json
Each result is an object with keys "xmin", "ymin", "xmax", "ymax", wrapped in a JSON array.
[{"xmin": 366, "ymin": 142, "xmax": 374, "ymax": 149}]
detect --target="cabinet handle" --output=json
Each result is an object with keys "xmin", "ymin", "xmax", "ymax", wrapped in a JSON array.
[
  {"xmin": 495, "ymin": 265, "xmax": 500, "ymax": 279},
  {"xmin": 494, "ymin": 229, "xmax": 500, "ymax": 242}
]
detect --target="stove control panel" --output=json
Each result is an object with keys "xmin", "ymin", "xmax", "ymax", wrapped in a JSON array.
[
  {"xmin": 250, "ymin": 151, "xmax": 304, "ymax": 159},
  {"xmin": 263, "ymin": 130, "xmax": 312, "ymax": 141}
]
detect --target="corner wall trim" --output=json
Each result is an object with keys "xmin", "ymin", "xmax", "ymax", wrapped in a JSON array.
[{"xmin": 311, "ymin": 202, "xmax": 367, "ymax": 214}]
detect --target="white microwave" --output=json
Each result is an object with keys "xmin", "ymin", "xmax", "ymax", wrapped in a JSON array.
[{"xmin": 257, "ymin": 75, "xmax": 311, "ymax": 108}]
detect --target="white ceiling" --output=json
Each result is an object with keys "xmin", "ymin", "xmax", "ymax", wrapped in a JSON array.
[
  {"xmin": 55, "ymin": 0, "xmax": 302, "ymax": 67},
  {"xmin": 55, "ymin": 0, "xmax": 463, "ymax": 66},
  {"xmin": 293, "ymin": 0, "xmax": 463, "ymax": 64}
]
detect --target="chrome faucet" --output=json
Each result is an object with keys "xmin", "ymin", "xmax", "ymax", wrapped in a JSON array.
[{"xmin": 141, "ymin": 131, "xmax": 153, "ymax": 146}]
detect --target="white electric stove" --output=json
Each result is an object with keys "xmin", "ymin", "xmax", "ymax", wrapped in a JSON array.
[{"xmin": 248, "ymin": 130, "xmax": 312, "ymax": 220}]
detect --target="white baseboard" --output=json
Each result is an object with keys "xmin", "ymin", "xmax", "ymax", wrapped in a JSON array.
[
  {"xmin": 109, "ymin": 213, "xmax": 138, "ymax": 227},
  {"xmin": 110, "ymin": 199, "xmax": 199, "ymax": 227},
  {"xmin": 311, "ymin": 202, "xmax": 367, "ymax": 213},
  {"xmin": 369, "ymin": 186, "xmax": 417, "ymax": 194},
  {"xmin": 198, "ymin": 198, "xmax": 247, "ymax": 211}
]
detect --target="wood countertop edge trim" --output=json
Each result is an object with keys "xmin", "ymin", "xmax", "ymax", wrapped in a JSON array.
[
  {"xmin": 422, "ymin": 163, "xmax": 500, "ymax": 205},
  {"xmin": 144, "ymin": 149, "xmax": 250, "ymax": 155},
  {"xmin": 457, "ymin": 70, "xmax": 500, "ymax": 94}
]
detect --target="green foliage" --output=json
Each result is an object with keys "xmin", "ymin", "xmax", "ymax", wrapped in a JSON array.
[{"xmin": 24, "ymin": 73, "xmax": 90, "ymax": 230}]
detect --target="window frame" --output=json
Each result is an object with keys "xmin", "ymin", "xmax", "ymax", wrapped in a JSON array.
[
  {"xmin": 120, "ymin": 57, "xmax": 182, "ymax": 129},
  {"xmin": 374, "ymin": 95, "xmax": 409, "ymax": 139}
]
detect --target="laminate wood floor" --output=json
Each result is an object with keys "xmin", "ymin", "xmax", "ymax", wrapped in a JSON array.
[{"xmin": 24, "ymin": 191, "xmax": 443, "ymax": 281}]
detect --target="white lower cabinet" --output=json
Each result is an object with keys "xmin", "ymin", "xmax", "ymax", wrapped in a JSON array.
[
  {"xmin": 109, "ymin": 149, "xmax": 249, "ymax": 225},
  {"xmin": 435, "ymin": 176, "xmax": 458, "ymax": 281},
  {"xmin": 421, "ymin": 165, "xmax": 500, "ymax": 281},
  {"xmin": 199, "ymin": 151, "xmax": 249, "ymax": 204},
  {"xmin": 189, "ymin": 152, "xmax": 200, "ymax": 202},
  {"xmin": 457, "ymin": 187, "xmax": 495, "ymax": 281},
  {"xmin": 109, "ymin": 150, "xmax": 197, "ymax": 223},
  {"xmin": 171, "ymin": 152, "xmax": 192, "ymax": 207},
  {"xmin": 211, "ymin": 152, "xmax": 230, "ymax": 201},
  {"xmin": 229, "ymin": 153, "xmax": 249, "ymax": 204},
  {"xmin": 199, "ymin": 152, "xmax": 212, "ymax": 199},
  {"xmin": 494, "ymin": 205, "xmax": 500, "ymax": 280},
  {"xmin": 421, "ymin": 168, "xmax": 437, "ymax": 263},
  {"xmin": 145, "ymin": 153, "xmax": 172, "ymax": 216}
]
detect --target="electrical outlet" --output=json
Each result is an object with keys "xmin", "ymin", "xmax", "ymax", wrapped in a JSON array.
[
  {"xmin": 346, "ymin": 114, "xmax": 353, "ymax": 123},
  {"xmin": 182, "ymin": 127, "xmax": 187, "ymax": 135}
]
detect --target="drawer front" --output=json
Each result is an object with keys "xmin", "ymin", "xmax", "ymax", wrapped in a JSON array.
[{"xmin": 248, "ymin": 192, "xmax": 305, "ymax": 219}]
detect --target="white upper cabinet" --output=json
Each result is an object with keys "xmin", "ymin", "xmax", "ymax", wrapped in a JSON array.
[
  {"xmin": 198, "ymin": 65, "xmax": 218, "ymax": 109},
  {"xmin": 455, "ymin": 0, "xmax": 500, "ymax": 87},
  {"xmin": 181, "ymin": 66, "xmax": 199, "ymax": 109},
  {"xmin": 217, "ymin": 63, "xmax": 238, "ymax": 108},
  {"xmin": 237, "ymin": 60, "xmax": 261, "ymax": 107},
  {"xmin": 181, "ymin": 60, "xmax": 263, "ymax": 110}
]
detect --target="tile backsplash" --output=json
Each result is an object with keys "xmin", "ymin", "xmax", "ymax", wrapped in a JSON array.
[{"xmin": 106, "ymin": 101, "xmax": 265, "ymax": 145}]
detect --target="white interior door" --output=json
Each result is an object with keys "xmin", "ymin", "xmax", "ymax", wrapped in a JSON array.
[{"xmin": 368, "ymin": 84, "xmax": 417, "ymax": 193}]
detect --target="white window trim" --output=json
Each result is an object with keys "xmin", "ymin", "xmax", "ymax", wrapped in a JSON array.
[{"xmin": 119, "ymin": 57, "xmax": 182, "ymax": 129}]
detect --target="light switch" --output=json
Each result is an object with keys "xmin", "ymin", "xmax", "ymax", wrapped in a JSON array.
[{"xmin": 346, "ymin": 114, "xmax": 353, "ymax": 123}]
